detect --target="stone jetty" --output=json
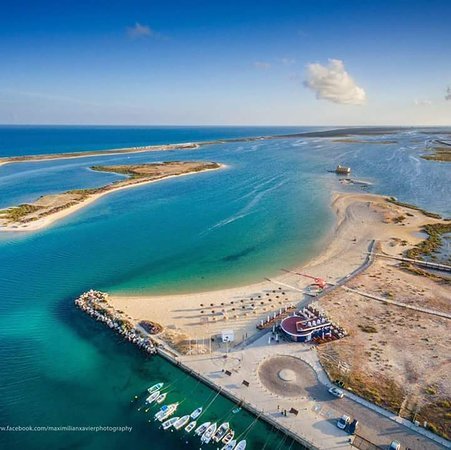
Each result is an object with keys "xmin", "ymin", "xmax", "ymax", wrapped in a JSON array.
[{"xmin": 75, "ymin": 290, "xmax": 156, "ymax": 355}]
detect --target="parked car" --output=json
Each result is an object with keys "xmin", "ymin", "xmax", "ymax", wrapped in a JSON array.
[
  {"xmin": 328, "ymin": 386, "xmax": 344, "ymax": 398},
  {"xmin": 389, "ymin": 441, "xmax": 401, "ymax": 450},
  {"xmin": 337, "ymin": 414, "xmax": 351, "ymax": 430},
  {"xmin": 348, "ymin": 419, "xmax": 359, "ymax": 434}
]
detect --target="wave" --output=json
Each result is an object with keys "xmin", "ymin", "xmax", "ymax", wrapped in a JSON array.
[{"xmin": 204, "ymin": 177, "xmax": 288, "ymax": 233}]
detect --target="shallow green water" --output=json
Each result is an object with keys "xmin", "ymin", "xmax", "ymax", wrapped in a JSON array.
[{"xmin": 0, "ymin": 126, "xmax": 449, "ymax": 449}]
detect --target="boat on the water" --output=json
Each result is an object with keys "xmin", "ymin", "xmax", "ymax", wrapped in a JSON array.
[
  {"xmin": 221, "ymin": 439, "xmax": 237, "ymax": 450},
  {"xmin": 222, "ymin": 429, "xmax": 235, "ymax": 444},
  {"xmin": 147, "ymin": 382, "xmax": 163, "ymax": 394},
  {"xmin": 185, "ymin": 420, "xmax": 197, "ymax": 433},
  {"xmin": 232, "ymin": 407, "xmax": 241, "ymax": 414},
  {"xmin": 162, "ymin": 416, "xmax": 179, "ymax": 430},
  {"xmin": 235, "ymin": 440, "xmax": 247, "ymax": 450},
  {"xmin": 201, "ymin": 422, "xmax": 217, "ymax": 444},
  {"xmin": 190, "ymin": 406, "xmax": 203, "ymax": 419},
  {"xmin": 194, "ymin": 421, "xmax": 211, "ymax": 436},
  {"xmin": 145, "ymin": 390, "xmax": 160, "ymax": 404},
  {"xmin": 154, "ymin": 403, "xmax": 178, "ymax": 422},
  {"xmin": 213, "ymin": 422, "xmax": 229, "ymax": 442},
  {"xmin": 155, "ymin": 392, "xmax": 167, "ymax": 404},
  {"xmin": 173, "ymin": 415, "xmax": 190, "ymax": 430}
]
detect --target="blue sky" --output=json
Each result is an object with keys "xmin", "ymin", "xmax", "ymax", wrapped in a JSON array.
[{"xmin": 1, "ymin": 0, "xmax": 450, "ymax": 125}]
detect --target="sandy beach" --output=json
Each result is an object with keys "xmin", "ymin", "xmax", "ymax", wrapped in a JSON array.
[
  {"xmin": 107, "ymin": 191, "xmax": 447, "ymax": 352},
  {"xmin": 0, "ymin": 163, "xmax": 224, "ymax": 232}
]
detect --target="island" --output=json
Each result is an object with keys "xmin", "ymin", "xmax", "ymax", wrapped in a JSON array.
[{"xmin": 0, "ymin": 161, "xmax": 222, "ymax": 232}]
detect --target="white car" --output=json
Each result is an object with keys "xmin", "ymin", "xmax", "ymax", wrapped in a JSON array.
[
  {"xmin": 389, "ymin": 441, "xmax": 401, "ymax": 450},
  {"xmin": 336, "ymin": 414, "xmax": 351, "ymax": 430},
  {"xmin": 328, "ymin": 386, "xmax": 344, "ymax": 398}
]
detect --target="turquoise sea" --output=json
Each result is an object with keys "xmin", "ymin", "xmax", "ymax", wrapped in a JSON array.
[{"xmin": 0, "ymin": 126, "xmax": 450, "ymax": 450}]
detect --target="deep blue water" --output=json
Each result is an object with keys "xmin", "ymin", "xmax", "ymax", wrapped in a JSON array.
[
  {"xmin": 0, "ymin": 126, "xmax": 450, "ymax": 450},
  {"xmin": 0, "ymin": 125, "xmax": 316, "ymax": 157}
]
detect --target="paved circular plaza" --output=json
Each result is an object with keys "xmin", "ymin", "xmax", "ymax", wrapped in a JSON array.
[{"xmin": 257, "ymin": 355, "xmax": 319, "ymax": 397}]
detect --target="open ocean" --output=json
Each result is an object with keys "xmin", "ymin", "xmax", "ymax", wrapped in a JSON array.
[{"xmin": 0, "ymin": 126, "xmax": 450, "ymax": 450}]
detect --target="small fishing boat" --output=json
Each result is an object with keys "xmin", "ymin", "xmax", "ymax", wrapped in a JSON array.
[
  {"xmin": 194, "ymin": 421, "xmax": 210, "ymax": 436},
  {"xmin": 232, "ymin": 407, "xmax": 241, "ymax": 414},
  {"xmin": 147, "ymin": 382, "xmax": 163, "ymax": 394},
  {"xmin": 185, "ymin": 420, "xmax": 197, "ymax": 433},
  {"xmin": 154, "ymin": 403, "xmax": 178, "ymax": 422},
  {"xmin": 155, "ymin": 392, "xmax": 167, "ymax": 404},
  {"xmin": 145, "ymin": 390, "xmax": 160, "ymax": 404},
  {"xmin": 173, "ymin": 415, "xmax": 190, "ymax": 430},
  {"xmin": 222, "ymin": 429, "xmax": 235, "ymax": 445},
  {"xmin": 213, "ymin": 422, "xmax": 230, "ymax": 442},
  {"xmin": 190, "ymin": 406, "xmax": 203, "ymax": 419},
  {"xmin": 235, "ymin": 440, "xmax": 247, "ymax": 450},
  {"xmin": 201, "ymin": 422, "xmax": 217, "ymax": 444},
  {"xmin": 221, "ymin": 439, "xmax": 237, "ymax": 450},
  {"xmin": 162, "ymin": 416, "xmax": 179, "ymax": 430}
]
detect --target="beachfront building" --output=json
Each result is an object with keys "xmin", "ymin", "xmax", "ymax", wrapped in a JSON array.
[{"xmin": 280, "ymin": 311, "xmax": 332, "ymax": 342}]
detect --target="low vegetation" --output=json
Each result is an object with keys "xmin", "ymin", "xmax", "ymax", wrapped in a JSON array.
[
  {"xmin": 421, "ymin": 145, "xmax": 451, "ymax": 162},
  {"xmin": 406, "ymin": 223, "xmax": 451, "ymax": 260},
  {"xmin": 417, "ymin": 398, "xmax": 451, "ymax": 439},
  {"xmin": 1, "ymin": 204, "xmax": 42, "ymax": 221},
  {"xmin": 319, "ymin": 352, "xmax": 405, "ymax": 413},
  {"xmin": 386, "ymin": 197, "xmax": 443, "ymax": 219}
]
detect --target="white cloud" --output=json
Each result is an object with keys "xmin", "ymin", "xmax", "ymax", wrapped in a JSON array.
[
  {"xmin": 414, "ymin": 98, "xmax": 432, "ymax": 106},
  {"xmin": 253, "ymin": 61, "xmax": 271, "ymax": 70},
  {"xmin": 280, "ymin": 57, "xmax": 296, "ymax": 65},
  {"xmin": 446, "ymin": 86, "xmax": 451, "ymax": 101},
  {"xmin": 304, "ymin": 59, "xmax": 366, "ymax": 105},
  {"xmin": 127, "ymin": 22, "xmax": 161, "ymax": 39}
]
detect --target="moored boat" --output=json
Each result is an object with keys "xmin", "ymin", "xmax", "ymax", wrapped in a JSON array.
[
  {"xmin": 145, "ymin": 390, "xmax": 160, "ymax": 404},
  {"xmin": 235, "ymin": 440, "xmax": 247, "ymax": 450},
  {"xmin": 162, "ymin": 416, "xmax": 179, "ymax": 430},
  {"xmin": 154, "ymin": 403, "xmax": 178, "ymax": 422},
  {"xmin": 194, "ymin": 421, "xmax": 210, "ymax": 436},
  {"xmin": 201, "ymin": 422, "xmax": 217, "ymax": 444},
  {"xmin": 221, "ymin": 439, "xmax": 237, "ymax": 450},
  {"xmin": 155, "ymin": 392, "xmax": 167, "ymax": 404},
  {"xmin": 190, "ymin": 406, "xmax": 203, "ymax": 419},
  {"xmin": 185, "ymin": 420, "xmax": 197, "ymax": 433},
  {"xmin": 173, "ymin": 415, "xmax": 190, "ymax": 430},
  {"xmin": 147, "ymin": 382, "xmax": 163, "ymax": 394},
  {"xmin": 222, "ymin": 429, "xmax": 235, "ymax": 445},
  {"xmin": 213, "ymin": 422, "xmax": 229, "ymax": 442}
]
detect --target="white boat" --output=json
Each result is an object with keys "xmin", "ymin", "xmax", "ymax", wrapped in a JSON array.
[
  {"xmin": 222, "ymin": 429, "xmax": 235, "ymax": 444},
  {"xmin": 235, "ymin": 440, "xmax": 247, "ymax": 450},
  {"xmin": 194, "ymin": 421, "xmax": 211, "ymax": 436},
  {"xmin": 155, "ymin": 392, "xmax": 167, "ymax": 404},
  {"xmin": 154, "ymin": 403, "xmax": 178, "ymax": 422},
  {"xmin": 221, "ymin": 439, "xmax": 237, "ymax": 450},
  {"xmin": 190, "ymin": 406, "xmax": 203, "ymax": 419},
  {"xmin": 185, "ymin": 420, "xmax": 197, "ymax": 433},
  {"xmin": 213, "ymin": 422, "xmax": 230, "ymax": 442},
  {"xmin": 201, "ymin": 422, "xmax": 217, "ymax": 444},
  {"xmin": 147, "ymin": 382, "xmax": 163, "ymax": 394},
  {"xmin": 145, "ymin": 390, "xmax": 160, "ymax": 404},
  {"xmin": 173, "ymin": 415, "xmax": 190, "ymax": 430},
  {"xmin": 162, "ymin": 416, "xmax": 179, "ymax": 430}
]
